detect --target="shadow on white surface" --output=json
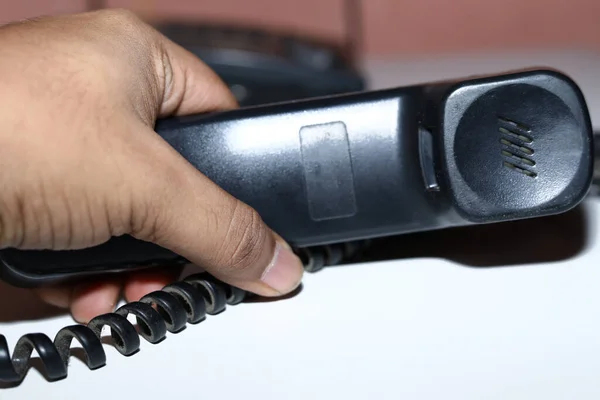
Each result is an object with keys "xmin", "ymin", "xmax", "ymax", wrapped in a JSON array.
[{"xmin": 356, "ymin": 203, "xmax": 595, "ymax": 268}]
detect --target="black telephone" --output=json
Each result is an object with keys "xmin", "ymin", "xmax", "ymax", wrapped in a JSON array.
[{"xmin": 0, "ymin": 68, "xmax": 596, "ymax": 384}]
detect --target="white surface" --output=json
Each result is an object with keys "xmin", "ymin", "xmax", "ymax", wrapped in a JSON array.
[{"xmin": 2, "ymin": 50, "xmax": 600, "ymax": 399}]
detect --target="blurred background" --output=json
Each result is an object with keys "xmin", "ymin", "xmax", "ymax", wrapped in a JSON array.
[
  {"xmin": 2, "ymin": 0, "xmax": 600, "ymax": 57},
  {"xmin": 3, "ymin": 1, "xmax": 600, "ymax": 106},
  {"xmin": 3, "ymin": 0, "xmax": 600, "ymax": 106}
]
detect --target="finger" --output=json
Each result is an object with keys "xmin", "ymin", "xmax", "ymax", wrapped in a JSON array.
[
  {"xmin": 69, "ymin": 278, "xmax": 123, "ymax": 323},
  {"xmin": 155, "ymin": 35, "xmax": 238, "ymax": 117},
  {"xmin": 129, "ymin": 131, "xmax": 304, "ymax": 297},
  {"xmin": 34, "ymin": 285, "xmax": 73, "ymax": 309},
  {"xmin": 122, "ymin": 268, "xmax": 182, "ymax": 302}
]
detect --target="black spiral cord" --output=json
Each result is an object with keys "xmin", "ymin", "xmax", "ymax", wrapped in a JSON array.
[{"xmin": 0, "ymin": 241, "xmax": 368, "ymax": 385}]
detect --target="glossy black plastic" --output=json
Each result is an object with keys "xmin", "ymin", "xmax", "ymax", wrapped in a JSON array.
[
  {"xmin": 0, "ymin": 69, "xmax": 594, "ymax": 287},
  {"xmin": 593, "ymin": 132, "xmax": 600, "ymax": 195}
]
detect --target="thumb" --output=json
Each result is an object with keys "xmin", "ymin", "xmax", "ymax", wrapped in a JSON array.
[{"xmin": 130, "ymin": 129, "xmax": 304, "ymax": 297}]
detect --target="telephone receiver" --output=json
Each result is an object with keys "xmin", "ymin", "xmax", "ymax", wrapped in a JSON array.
[{"xmin": 0, "ymin": 69, "xmax": 595, "ymax": 384}]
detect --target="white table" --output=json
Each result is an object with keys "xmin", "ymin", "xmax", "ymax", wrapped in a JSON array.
[{"xmin": 2, "ymin": 51, "xmax": 600, "ymax": 399}]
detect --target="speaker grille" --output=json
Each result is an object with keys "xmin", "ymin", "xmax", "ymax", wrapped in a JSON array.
[{"xmin": 498, "ymin": 116, "xmax": 536, "ymax": 178}]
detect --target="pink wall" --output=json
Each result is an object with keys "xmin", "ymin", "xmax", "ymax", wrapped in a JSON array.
[
  {"xmin": 2, "ymin": 0, "xmax": 600, "ymax": 56},
  {"xmin": 0, "ymin": 1, "xmax": 87, "ymax": 19}
]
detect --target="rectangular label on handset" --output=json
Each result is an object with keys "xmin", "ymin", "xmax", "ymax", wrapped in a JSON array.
[{"xmin": 299, "ymin": 121, "xmax": 357, "ymax": 221}]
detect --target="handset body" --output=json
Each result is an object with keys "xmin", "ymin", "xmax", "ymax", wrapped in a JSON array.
[{"xmin": 0, "ymin": 69, "xmax": 593, "ymax": 287}]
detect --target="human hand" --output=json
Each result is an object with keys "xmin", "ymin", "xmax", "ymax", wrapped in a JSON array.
[{"xmin": 0, "ymin": 9, "xmax": 304, "ymax": 323}]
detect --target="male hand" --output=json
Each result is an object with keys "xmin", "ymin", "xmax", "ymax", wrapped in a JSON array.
[{"xmin": 0, "ymin": 9, "xmax": 304, "ymax": 323}]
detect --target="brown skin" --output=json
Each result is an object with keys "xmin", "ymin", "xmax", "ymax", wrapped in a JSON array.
[{"xmin": 0, "ymin": 10, "xmax": 304, "ymax": 323}]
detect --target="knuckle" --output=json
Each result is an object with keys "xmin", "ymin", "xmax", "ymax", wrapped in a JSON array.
[
  {"xmin": 0, "ymin": 196, "xmax": 21, "ymax": 248},
  {"xmin": 97, "ymin": 8, "xmax": 141, "ymax": 25},
  {"xmin": 216, "ymin": 202, "xmax": 268, "ymax": 273},
  {"xmin": 2, "ymin": 189, "xmax": 42, "ymax": 249},
  {"xmin": 91, "ymin": 9, "xmax": 152, "ymax": 50},
  {"xmin": 129, "ymin": 201, "xmax": 161, "ymax": 243},
  {"xmin": 127, "ymin": 185, "xmax": 165, "ymax": 243},
  {"xmin": 0, "ymin": 185, "xmax": 77, "ymax": 249}
]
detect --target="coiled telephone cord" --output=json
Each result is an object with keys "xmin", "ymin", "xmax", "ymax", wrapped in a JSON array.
[{"xmin": 0, "ymin": 241, "xmax": 367, "ymax": 384}]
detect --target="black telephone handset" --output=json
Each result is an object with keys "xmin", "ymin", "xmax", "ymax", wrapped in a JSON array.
[{"xmin": 0, "ymin": 69, "xmax": 595, "ymax": 384}]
